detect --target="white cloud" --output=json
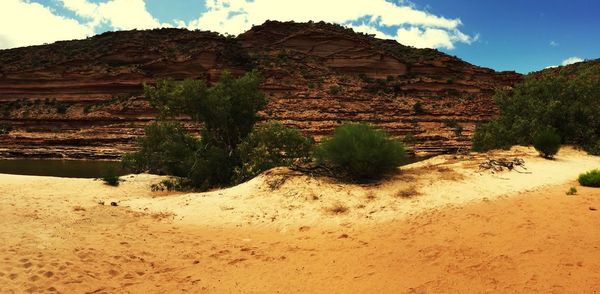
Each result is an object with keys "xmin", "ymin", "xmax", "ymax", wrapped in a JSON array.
[
  {"xmin": 394, "ymin": 26, "xmax": 475, "ymax": 49},
  {"xmin": 187, "ymin": 0, "xmax": 474, "ymax": 50},
  {"xmin": 561, "ymin": 56, "xmax": 583, "ymax": 66},
  {"xmin": 545, "ymin": 56, "xmax": 584, "ymax": 70},
  {"xmin": 61, "ymin": 0, "xmax": 166, "ymax": 30},
  {"xmin": 0, "ymin": 0, "xmax": 93, "ymax": 49},
  {"xmin": 549, "ymin": 40, "xmax": 559, "ymax": 47},
  {"xmin": 348, "ymin": 24, "xmax": 395, "ymax": 40}
]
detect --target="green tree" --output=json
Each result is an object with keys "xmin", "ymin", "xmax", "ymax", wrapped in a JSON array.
[
  {"xmin": 145, "ymin": 70, "xmax": 266, "ymax": 152},
  {"xmin": 472, "ymin": 61, "xmax": 600, "ymax": 154},
  {"xmin": 124, "ymin": 71, "xmax": 268, "ymax": 190},
  {"xmin": 122, "ymin": 121, "xmax": 200, "ymax": 177}
]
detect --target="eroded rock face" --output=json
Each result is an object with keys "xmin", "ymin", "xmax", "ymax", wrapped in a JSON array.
[{"xmin": 0, "ymin": 21, "xmax": 521, "ymax": 159}]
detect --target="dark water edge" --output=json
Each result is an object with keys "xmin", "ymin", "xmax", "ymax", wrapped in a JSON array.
[
  {"xmin": 399, "ymin": 155, "xmax": 432, "ymax": 166},
  {"xmin": 0, "ymin": 155, "xmax": 432, "ymax": 179},
  {"xmin": 0, "ymin": 159, "xmax": 126, "ymax": 178}
]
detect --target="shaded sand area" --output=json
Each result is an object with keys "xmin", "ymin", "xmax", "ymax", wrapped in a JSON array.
[{"xmin": 1, "ymin": 146, "xmax": 600, "ymax": 293}]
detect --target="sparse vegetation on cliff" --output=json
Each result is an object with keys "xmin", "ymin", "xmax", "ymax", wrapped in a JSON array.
[{"xmin": 0, "ymin": 123, "xmax": 12, "ymax": 135}]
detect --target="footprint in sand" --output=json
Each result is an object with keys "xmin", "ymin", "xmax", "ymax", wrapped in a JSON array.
[
  {"xmin": 228, "ymin": 258, "xmax": 247, "ymax": 265},
  {"xmin": 29, "ymin": 274, "xmax": 40, "ymax": 281},
  {"xmin": 209, "ymin": 249, "xmax": 230, "ymax": 259},
  {"xmin": 298, "ymin": 226, "xmax": 311, "ymax": 232}
]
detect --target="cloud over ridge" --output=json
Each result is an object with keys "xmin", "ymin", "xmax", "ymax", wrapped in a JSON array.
[
  {"xmin": 0, "ymin": 0, "xmax": 474, "ymax": 50},
  {"xmin": 188, "ymin": 0, "xmax": 475, "ymax": 49}
]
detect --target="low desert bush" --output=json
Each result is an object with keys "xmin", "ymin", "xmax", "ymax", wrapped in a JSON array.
[
  {"xmin": 316, "ymin": 122, "xmax": 406, "ymax": 181},
  {"xmin": 150, "ymin": 179, "xmax": 180, "ymax": 192},
  {"xmin": 566, "ymin": 187, "xmax": 577, "ymax": 195},
  {"xmin": 533, "ymin": 129, "xmax": 561, "ymax": 159},
  {"xmin": 395, "ymin": 186, "xmax": 420, "ymax": 198},
  {"xmin": 101, "ymin": 168, "xmax": 120, "ymax": 186},
  {"xmin": 578, "ymin": 169, "xmax": 600, "ymax": 187},
  {"xmin": 326, "ymin": 202, "xmax": 349, "ymax": 214}
]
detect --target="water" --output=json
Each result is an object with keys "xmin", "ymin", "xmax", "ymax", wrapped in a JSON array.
[
  {"xmin": 0, "ymin": 156, "xmax": 431, "ymax": 179},
  {"xmin": 399, "ymin": 155, "xmax": 432, "ymax": 166},
  {"xmin": 0, "ymin": 159, "xmax": 126, "ymax": 178}
]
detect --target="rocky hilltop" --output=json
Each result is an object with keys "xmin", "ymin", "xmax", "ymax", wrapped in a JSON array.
[{"xmin": 0, "ymin": 21, "xmax": 521, "ymax": 159}]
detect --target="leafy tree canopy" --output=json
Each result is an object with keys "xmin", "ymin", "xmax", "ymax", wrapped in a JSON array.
[{"xmin": 473, "ymin": 61, "xmax": 600, "ymax": 154}]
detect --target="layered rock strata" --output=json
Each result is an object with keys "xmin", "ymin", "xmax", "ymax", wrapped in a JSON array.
[{"xmin": 0, "ymin": 21, "xmax": 521, "ymax": 159}]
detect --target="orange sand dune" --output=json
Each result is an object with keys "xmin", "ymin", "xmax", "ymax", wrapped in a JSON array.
[{"xmin": 1, "ymin": 147, "xmax": 600, "ymax": 293}]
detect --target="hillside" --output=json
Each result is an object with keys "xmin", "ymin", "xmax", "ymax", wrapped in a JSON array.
[{"xmin": 0, "ymin": 21, "xmax": 521, "ymax": 159}]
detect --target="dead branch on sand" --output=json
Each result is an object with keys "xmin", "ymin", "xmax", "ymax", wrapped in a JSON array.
[
  {"xmin": 478, "ymin": 157, "xmax": 530, "ymax": 173},
  {"xmin": 289, "ymin": 163, "xmax": 338, "ymax": 179}
]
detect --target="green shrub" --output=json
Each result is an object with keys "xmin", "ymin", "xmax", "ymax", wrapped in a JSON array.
[
  {"xmin": 150, "ymin": 179, "xmax": 183, "ymax": 192},
  {"xmin": 235, "ymin": 122, "xmax": 313, "ymax": 183},
  {"xmin": 578, "ymin": 169, "xmax": 600, "ymax": 187},
  {"xmin": 566, "ymin": 187, "xmax": 577, "ymax": 195},
  {"xmin": 316, "ymin": 123, "xmax": 406, "ymax": 181},
  {"xmin": 101, "ymin": 168, "xmax": 120, "ymax": 186},
  {"xmin": 587, "ymin": 140, "xmax": 600, "ymax": 156},
  {"xmin": 533, "ymin": 129, "xmax": 561, "ymax": 159}
]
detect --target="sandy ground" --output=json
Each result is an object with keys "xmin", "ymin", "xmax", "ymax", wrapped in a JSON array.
[{"xmin": 1, "ymin": 146, "xmax": 600, "ymax": 293}]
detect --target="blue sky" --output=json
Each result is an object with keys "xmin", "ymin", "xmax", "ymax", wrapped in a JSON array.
[{"xmin": 1, "ymin": 0, "xmax": 598, "ymax": 73}]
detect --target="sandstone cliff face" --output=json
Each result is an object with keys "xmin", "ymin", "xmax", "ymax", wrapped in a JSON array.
[{"xmin": 0, "ymin": 21, "xmax": 521, "ymax": 159}]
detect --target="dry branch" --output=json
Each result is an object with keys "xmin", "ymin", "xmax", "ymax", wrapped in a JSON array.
[{"xmin": 478, "ymin": 157, "xmax": 530, "ymax": 173}]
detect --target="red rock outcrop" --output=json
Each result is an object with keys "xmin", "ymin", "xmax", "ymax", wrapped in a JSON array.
[{"xmin": 0, "ymin": 21, "xmax": 521, "ymax": 159}]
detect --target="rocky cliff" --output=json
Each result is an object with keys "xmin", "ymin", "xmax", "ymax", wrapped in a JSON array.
[{"xmin": 0, "ymin": 21, "xmax": 521, "ymax": 159}]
